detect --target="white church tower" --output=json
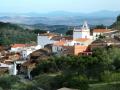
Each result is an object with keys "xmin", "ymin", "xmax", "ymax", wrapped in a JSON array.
[{"xmin": 73, "ymin": 21, "xmax": 90, "ymax": 39}]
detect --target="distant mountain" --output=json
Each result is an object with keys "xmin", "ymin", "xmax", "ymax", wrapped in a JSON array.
[
  {"xmin": 0, "ymin": 10, "xmax": 119, "ymax": 25},
  {"xmin": 37, "ymin": 10, "xmax": 120, "ymax": 18},
  {"xmin": 0, "ymin": 10, "xmax": 119, "ymax": 17},
  {"xmin": 86, "ymin": 10, "xmax": 120, "ymax": 18}
]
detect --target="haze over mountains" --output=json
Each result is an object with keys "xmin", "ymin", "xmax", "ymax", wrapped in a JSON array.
[{"xmin": 0, "ymin": 10, "xmax": 119, "ymax": 26}]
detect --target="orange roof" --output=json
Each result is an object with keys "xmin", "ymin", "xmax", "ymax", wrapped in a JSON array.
[
  {"xmin": 74, "ymin": 38, "xmax": 90, "ymax": 42},
  {"xmin": 53, "ymin": 41, "xmax": 66, "ymax": 46},
  {"xmin": 93, "ymin": 29, "xmax": 111, "ymax": 33},
  {"xmin": 48, "ymin": 36, "xmax": 53, "ymax": 39},
  {"xmin": 74, "ymin": 45, "xmax": 88, "ymax": 49},
  {"xmin": 39, "ymin": 33, "xmax": 58, "ymax": 37},
  {"xmin": 12, "ymin": 44, "xmax": 26, "ymax": 48},
  {"xmin": 74, "ymin": 45, "xmax": 88, "ymax": 55}
]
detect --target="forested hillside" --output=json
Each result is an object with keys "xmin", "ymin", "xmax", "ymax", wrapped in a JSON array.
[
  {"xmin": 111, "ymin": 15, "xmax": 120, "ymax": 30},
  {"xmin": 22, "ymin": 24, "xmax": 74, "ymax": 34},
  {"xmin": 0, "ymin": 22, "xmax": 36, "ymax": 45}
]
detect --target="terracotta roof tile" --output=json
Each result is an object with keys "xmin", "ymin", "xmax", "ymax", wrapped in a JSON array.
[
  {"xmin": 53, "ymin": 41, "xmax": 66, "ymax": 46},
  {"xmin": 74, "ymin": 45, "xmax": 88, "ymax": 55},
  {"xmin": 74, "ymin": 38, "xmax": 90, "ymax": 42},
  {"xmin": 12, "ymin": 44, "xmax": 26, "ymax": 48},
  {"xmin": 93, "ymin": 29, "xmax": 111, "ymax": 33},
  {"xmin": 11, "ymin": 44, "xmax": 32, "ymax": 48},
  {"xmin": 39, "ymin": 33, "xmax": 58, "ymax": 37}
]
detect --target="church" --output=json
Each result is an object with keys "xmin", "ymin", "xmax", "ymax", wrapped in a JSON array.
[{"xmin": 73, "ymin": 21, "xmax": 91, "ymax": 39}]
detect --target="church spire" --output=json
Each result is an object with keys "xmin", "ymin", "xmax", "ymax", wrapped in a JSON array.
[
  {"xmin": 82, "ymin": 21, "xmax": 89, "ymax": 30},
  {"xmin": 73, "ymin": 21, "xmax": 90, "ymax": 39}
]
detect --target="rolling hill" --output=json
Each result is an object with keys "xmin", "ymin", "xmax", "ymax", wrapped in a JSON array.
[{"xmin": 0, "ymin": 10, "xmax": 119, "ymax": 26}]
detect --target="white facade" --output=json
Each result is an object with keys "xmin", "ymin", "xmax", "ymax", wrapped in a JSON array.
[
  {"xmin": 9, "ymin": 61, "xmax": 26, "ymax": 75},
  {"xmin": 93, "ymin": 29, "xmax": 113, "ymax": 40},
  {"xmin": 73, "ymin": 21, "xmax": 90, "ymax": 39},
  {"xmin": 93, "ymin": 32, "xmax": 102, "ymax": 40},
  {"xmin": 65, "ymin": 41, "xmax": 76, "ymax": 46},
  {"xmin": 22, "ymin": 49, "xmax": 35, "ymax": 60},
  {"xmin": 0, "ymin": 63, "xmax": 10, "ymax": 68},
  {"xmin": 11, "ymin": 47, "xmax": 23, "ymax": 52},
  {"xmin": 37, "ymin": 35, "xmax": 55, "ymax": 48},
  {"xmin": 52, "ymin": 46, "xmax": 63, "ymax": 53},
  {"xmin": 0, "ymin": 63, "xmax": 17, "ymax": 75},
  {"xmin": 21, "ymin": 46, "xmax": 41, "ymax": 60},
  {"xmin": 13, "ymin": 62, "xmax": 17, "ymax": 75},
  {"xmin": 10, "ymin": 44, "xmax": 41, "ymax": 60}
]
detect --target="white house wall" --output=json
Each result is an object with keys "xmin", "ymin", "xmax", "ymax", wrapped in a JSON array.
[
  {"xmin": 93, "ymin": 32, "xmax": 102, "ymax": 40},
  {"xmin": 73, "ymin": 31, "xmax": 82, "ymax": 39},
  {"xmin": 52, "ymin": 45, "xmax": 62, "ymax": 53},
  {"xmin": 65, "ymin": 41, "xmax": 76, "ymax": 46},
  {"xmin": 11, "ymin": 48, "xmax": 22, "ymax": 52},
  {"xmin": 73, "ymin": 30, "xmax": 90, "ymax": 39},
  {"xmin": 37, "ymin": 36, "xmax": 55, "ymax": 48}
]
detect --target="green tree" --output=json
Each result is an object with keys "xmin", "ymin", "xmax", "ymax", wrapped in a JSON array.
[
  {"xmin": 33, "ymin": 29, "xmax": 47, "ymax": 34},
  {"xmin": 66, "ymin": 30, "xmax": 73, "ymax": 35},
  {"xmin": 117, "ymin": 15, "xmax": 120, "ymax": 21},
  {"xmin": 94, "ymin": 24, "xmax": 106, "ymax": 29},
  {"xmin": 0, "ymin": 75, "xmax": 20, "ymax": 90}
]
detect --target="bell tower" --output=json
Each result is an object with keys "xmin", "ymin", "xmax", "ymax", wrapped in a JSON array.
[{"xmin": 73, "ymin": 21, "xmax": 90, "ymax": 39}]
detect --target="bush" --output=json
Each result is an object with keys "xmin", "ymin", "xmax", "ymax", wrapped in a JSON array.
[
  {"xmin": 33, "ymin": 74, "xmax": 54, "ymax": 90},
  {"xmin": 62, "ymin": 75, "xmax": 89, "ymax": 90},
  {"xmin": 0, "ymin": 75, "xmax": 20, "ymax": 90},
  {"xmin": 101, "ymin": 71, "xmax": 120, "ymax": 82}
]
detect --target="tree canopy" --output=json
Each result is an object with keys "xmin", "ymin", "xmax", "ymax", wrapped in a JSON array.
[
  {"xmin": 30, "ymin": 47, "xmax": 120, "ymax": 90},
  {"xmin": 0, "ymin": 22, "xmax": 37, "ymax": 45},
  {"xmin": 117, "ymin": 15, "xmax": 120, "ymax": 22}
]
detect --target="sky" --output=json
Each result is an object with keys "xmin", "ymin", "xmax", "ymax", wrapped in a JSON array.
[{"xmin": 0, "ymin": 0, "xmax": 120, "ymax": 13}]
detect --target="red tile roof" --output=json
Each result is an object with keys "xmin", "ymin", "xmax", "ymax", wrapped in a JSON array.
[
  {"xmin": 74, "ymin": 38, "xmax": 90, "ymax": 42},
  {"xmin": 93, "ymin": 29, "xmax": 111, "ymax": 33},
  {"xmin": 53, "ymin": 41, "xmax": 66, "ymax": 46},
  {"xmin": 11, "ymin": 44, "xmax": 26, "ymax": 48},
  {"xmin": 11, "ymin": 44, "xmax": 34, "ymax": 48},
  {"xmin": 74, "ymin": 45, "xmax": 88, "ymax": 55}
]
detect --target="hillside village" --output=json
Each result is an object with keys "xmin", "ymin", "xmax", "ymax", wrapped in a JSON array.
[
  {"xmin": 0, "ymin": 0, "xmax": 120, "ymax": 89},
  {"xmin": 0, "ymin": 20, "xmax": 119, "ymax": 78}
]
